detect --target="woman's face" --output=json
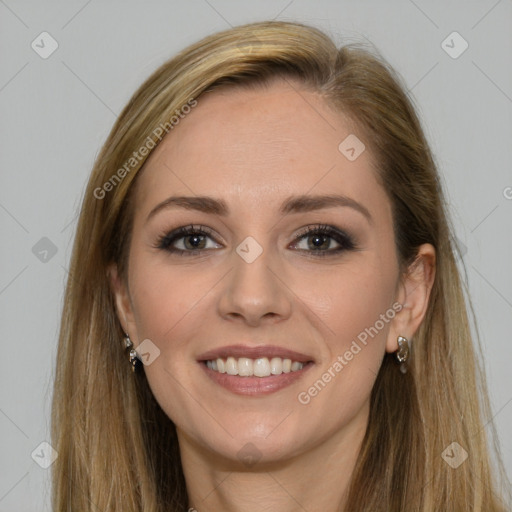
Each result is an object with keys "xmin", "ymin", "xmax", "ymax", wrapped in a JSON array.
[{"xmin": 112, "ymin": 79, "xmax": 408, "ymax": 466}]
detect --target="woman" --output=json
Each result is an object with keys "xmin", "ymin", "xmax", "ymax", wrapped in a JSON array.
[{"xmin": 51, "ymin": 20, "xmax": 509, "ymax": 511}]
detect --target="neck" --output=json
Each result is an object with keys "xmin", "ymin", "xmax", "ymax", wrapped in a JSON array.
[{"xmin": 179, "ymin": 404, "xmax": 368, "ymax": 512}]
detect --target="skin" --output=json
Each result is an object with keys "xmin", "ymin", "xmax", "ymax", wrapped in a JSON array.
[{"xmin": 109, "ymin": 79, "xmax": 435, "ymax": 512}]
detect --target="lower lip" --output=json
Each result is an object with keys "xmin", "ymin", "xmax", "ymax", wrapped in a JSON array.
[{"xmin": 199, "ymin": 362, "xmax": 314, "ymax": 396}]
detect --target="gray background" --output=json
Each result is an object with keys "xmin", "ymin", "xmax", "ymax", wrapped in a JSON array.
[{"xmin": 1, "ymin": 1, "xmax": 511, "ymax": 510}]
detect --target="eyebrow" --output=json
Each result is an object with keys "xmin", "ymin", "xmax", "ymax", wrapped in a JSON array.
[{"xmin": 146, "ymin": 194, "xmax": 373, "ymax": 224}]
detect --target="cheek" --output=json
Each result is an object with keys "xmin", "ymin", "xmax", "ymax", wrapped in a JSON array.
[
  {"xmin": 128, "ymin": 253, "xmax": 205, "ymax": 342},
  {"xmin": 291, "ymin": 278, "xmax": 396, "ymax": 441},
  {"xmin": 294, "ymin": 255, "xmax": 398, "ymax": 403},
  {"xmin": 127, "ymin": 257, "xmax": 211, "ymax": 422},
  {"xmin": 302, "ymin": 261, "xmax": 397, "ymax": 348}
]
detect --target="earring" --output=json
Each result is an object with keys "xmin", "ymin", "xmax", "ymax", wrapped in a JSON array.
[
  {"xmin": 395, "ymin": 335, "xmax": 410, "ymax": 374},
  {"xmin": 124, "ymin": 334, "xmax": 142, "ymax": 373}
]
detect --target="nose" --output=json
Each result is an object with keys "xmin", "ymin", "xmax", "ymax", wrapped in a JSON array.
[{"xmin": 217, "ymin": 242, "xmax": 293, "ymax": 327}]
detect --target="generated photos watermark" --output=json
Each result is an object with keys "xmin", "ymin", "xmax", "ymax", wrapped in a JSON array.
[
  {"xmin": 297, "ymin": 301, "xmax": 403, "ymax": 405},
  {"xmin": 93, "ymin": 98, "xmax": 198, "ymax": 200}
]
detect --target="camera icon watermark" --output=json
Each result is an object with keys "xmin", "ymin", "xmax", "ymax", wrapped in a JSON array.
[
  {"xmin": 338, "ymin": 134, "xmax": 366, "ymax": 161},
  {"xmin": 236, "ymin": 236, "xmax": 263, "ymax": 263},
  {"xmin": 235, "ymin": 33, "xmax": 263, "ymax": 56},
  {"xmin": 31, "ymin": 441, "xmax": 58, "ymax": 469},
  {"xmin": 237, "ymin": 442, "xmax": 262, "ymax": 467},
  {"xmin": 134, "ymin": 338, "xmax": 161, "ymax": 366},
  {"xmin": 441, "ymin": 441, "xmax": 468, "ymax": 469},
  {"xmin": 31, "ymin": 31, "xmax": 59, "ymax": 59},
  {"xmin": 32, "ymin": 237, "xmax": 58, "ymax": 263},
  {"xmin": 503, "ymin": 186, "xmax": 512, "ymax": 200},
  {"xmin": 441, "ymin": 31, "xmax": 468, "ymax": 59}
]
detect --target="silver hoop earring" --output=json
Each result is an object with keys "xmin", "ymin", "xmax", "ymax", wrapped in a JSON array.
[
  {"xmin": 395, "ymin": 335, "xmax": 410, "ymax": 374},
  {"xmin": 124, "ymin": 334, "xmax": 142, "ymax": 373}
]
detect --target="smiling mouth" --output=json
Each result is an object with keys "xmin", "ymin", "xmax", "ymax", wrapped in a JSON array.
[
  {"xmin": 197, "ymin": 345, "xmax": 315, "ymax": 395},
  {"xmin": 203, "ymin": 356, "xmax": 312, "ymax": 377}
]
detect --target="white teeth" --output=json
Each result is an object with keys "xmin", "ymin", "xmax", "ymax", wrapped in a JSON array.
[
  {"xmin": 216, "ymin": 358, "xmax": 226, "ymax": 373},
  {"xmin": 238, "ymin": 357, "xmax": 253, "ymax": 377},
  {"xmin": 291, "ymin": 361, "xmax": 302, "ymax": 372},
  {"xmin": 226, "ymin": 356, "xmax": 237, "ymax": 375},
  {"xmin": 253, "ymin": 357, "xmax": 271, "ymax": 377},
  {"xmin": 270, "ymin": 357, "xmax": 282, "ymax": 375},
  {"xmin": 205, "ymin": 356, "xmax": 305, "ymax": 377}
]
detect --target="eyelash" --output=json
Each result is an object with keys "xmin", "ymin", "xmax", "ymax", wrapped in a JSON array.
[{"xmin": 154, "ymin": 223, "xmax": 357, "ymax": 258}]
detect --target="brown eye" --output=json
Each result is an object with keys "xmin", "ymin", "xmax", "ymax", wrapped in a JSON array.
[
  {"xmin": 291, "ymin": 225, "xmax": 356, "ymax": 257},
  {"xmin": 156, "ymin": 225, "xmax": 221, "ymax": 255}
]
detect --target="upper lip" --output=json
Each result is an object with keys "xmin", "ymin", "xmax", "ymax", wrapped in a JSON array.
[{"xmin": 197, "ymin": 344, "xmax": 314, "ymax": 363}]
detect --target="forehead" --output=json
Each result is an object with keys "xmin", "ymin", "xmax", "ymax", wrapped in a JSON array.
[{"xmin": 134, "ymin": 79, "xmax": 386, "ymax": 219}]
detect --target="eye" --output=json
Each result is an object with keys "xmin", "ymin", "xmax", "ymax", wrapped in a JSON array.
[
  {"xmin": 290, "ymin": 224, "xmax": 356, "ymax": 257},
  {"xmin": 155, "ymin": 224, "xmax": 221, "ymax": 255}
]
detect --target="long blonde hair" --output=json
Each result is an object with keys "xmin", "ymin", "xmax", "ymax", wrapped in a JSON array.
[{"xmin": 51, "ymin": 20, "xmax": 509, "ymax": 511}]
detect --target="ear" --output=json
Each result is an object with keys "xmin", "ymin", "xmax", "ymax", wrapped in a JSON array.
[
  {"xmin": 107, "ymin": 263, "xmax": 139, "ymax": 341},
  {"xmin": 386, "ymin": 243, "xmax": 436, "ymax": 353}
]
